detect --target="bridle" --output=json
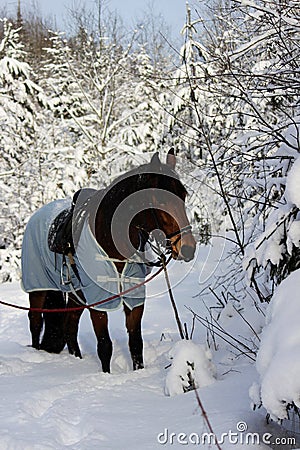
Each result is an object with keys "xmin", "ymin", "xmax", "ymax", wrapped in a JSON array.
[
  {"xmin": 136, "ymin": 204, "xmax": 193, "ymax": 262},
  {"xmin": 165, "ymin": 225, "xmax": 193, "ymax": 245}
]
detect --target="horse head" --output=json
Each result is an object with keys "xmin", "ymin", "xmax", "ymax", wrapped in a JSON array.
[{"xmin": 140, "ymin": 149, "xmax": 196, "ymax": 262}]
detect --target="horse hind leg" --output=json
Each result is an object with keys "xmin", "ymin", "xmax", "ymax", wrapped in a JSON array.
[
  {"xmin": 64, "ymin": 293, "xmax": 84, "ymax": 359},
  {"xmin": 90, "ymin": 309, "xmax": 112, "ymax": 373},
  {"xmin": 28, "ymin": 291, "xmax": 47, "ymax": 349},
  {"xmin": 125, "ymin": 304, "xmax": 144, "ymax": 370},
  {"xmin": 40, "ymin": 291, "xmax": 66, "ymax": 353}
]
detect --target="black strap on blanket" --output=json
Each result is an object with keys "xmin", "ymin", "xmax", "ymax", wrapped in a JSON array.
[
  {"xmin": 48, "ymin": 188, "xmax": 97, "ymax": 255},
  {"xmin": 66, "ymin": 251, "xmax": 82, "ymax": 284}
]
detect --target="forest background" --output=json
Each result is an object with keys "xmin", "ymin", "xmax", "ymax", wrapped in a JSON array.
[{"xmin": 0, "ymin": 0, "xmax": 300, "ymax": 426}]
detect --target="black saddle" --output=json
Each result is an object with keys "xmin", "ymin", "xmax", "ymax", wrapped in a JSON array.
[{"xmin": 48, "ymin": 188, "xmax": 97, "ymax": 255}]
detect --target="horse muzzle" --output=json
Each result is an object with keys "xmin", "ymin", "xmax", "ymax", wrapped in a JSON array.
[
  {"xmin": 170, "ymin": 239, "xmax": 196, "ymax": 262},
  {"xmin": 179, "ymin": 244, "xmax": 196, "ymax": 262},
  {"xmin": 167, "ymin": 225, "xmax": 196, "ymax": 262}
]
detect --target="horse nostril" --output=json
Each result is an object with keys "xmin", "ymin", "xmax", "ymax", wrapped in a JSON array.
[{"xmin": 180, "ymin": 245, "xmax": 195, "ymax": 261}]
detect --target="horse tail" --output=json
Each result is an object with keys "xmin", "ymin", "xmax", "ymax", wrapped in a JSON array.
[{"xmin": 40, "ymin": 291, "xmax": 66, "ymax": 354}]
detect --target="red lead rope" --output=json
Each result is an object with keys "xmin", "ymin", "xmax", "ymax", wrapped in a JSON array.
[{"xmin": 0, "ymin": 258, "xmax": 170, "ymax": 313}]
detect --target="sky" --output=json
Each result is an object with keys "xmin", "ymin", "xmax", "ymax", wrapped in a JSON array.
[{"xmin": 3, "ymin": 0, "xmax": 188, "ymax": 39}]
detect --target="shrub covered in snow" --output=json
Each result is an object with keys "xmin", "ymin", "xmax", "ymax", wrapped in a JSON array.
[
  {"xmin": 244, "ymin": 145, "xmax": 300, "ymax": 295},
  {"xmin": 164, "ymin": 340, "xmax": 215, "ymax": 396}
]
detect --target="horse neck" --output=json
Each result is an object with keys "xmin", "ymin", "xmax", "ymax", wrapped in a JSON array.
[{"xmin": 93, "ymin": 183, "xmax": 141, "ymax": 272}]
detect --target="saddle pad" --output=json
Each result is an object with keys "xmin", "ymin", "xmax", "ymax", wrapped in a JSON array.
[
  {"xmin": 21, "ymin": 199, "xmax": 147, "ymax": 311},
  {"xmin": 47, "ymin": 188, "xmax": 98, "ymax": 255}
]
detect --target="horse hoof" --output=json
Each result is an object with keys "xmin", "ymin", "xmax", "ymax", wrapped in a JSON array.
[
  {"xmin": 133, "ymin": 362, "xmax": 144, "ymax": 370},
  {"xmin": 74, "ymin": 351, "xmax": 82, "ymax": 359},
  {"xmin": 30, "ymin": 344, "xmax": 40, "ymax": 350},
  {"xmin": 68, "ymin": 346, "xmax": 82, "ymax": 359}
]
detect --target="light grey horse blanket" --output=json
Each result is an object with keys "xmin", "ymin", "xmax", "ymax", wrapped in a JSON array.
[{"xmin": 21, "ymin": 199, "xmax": 147, "ymax": 311}]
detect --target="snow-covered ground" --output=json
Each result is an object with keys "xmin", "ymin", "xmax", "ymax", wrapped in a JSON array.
[{"xmin": 0, "ymin": 245, "xmax": 298, "ymax": 449}]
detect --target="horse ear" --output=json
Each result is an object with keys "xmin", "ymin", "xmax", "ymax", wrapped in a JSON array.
[
  {"xmin": 166, "ymin": 148, "xmax": 176, "ymax": 170},
  {"xmin": 150, "ymin": 152, "xmax": 161, "ymax": 169}
]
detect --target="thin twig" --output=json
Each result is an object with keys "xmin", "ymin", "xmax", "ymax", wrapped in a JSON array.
[
  {"xmin": 186, "ymin": 307, "xmax": 256, "ymax": 361},
  {"xmin": 232, "ymin": 304, "xmax": 261, "ymax": 342}
]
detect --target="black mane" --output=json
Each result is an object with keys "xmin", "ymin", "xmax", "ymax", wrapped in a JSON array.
[{"xmin": 104, "ymin": 159, "xmax": 187, "ymax": 205}]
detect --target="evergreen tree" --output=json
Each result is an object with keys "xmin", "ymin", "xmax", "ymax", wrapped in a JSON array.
[{"xmin": 0, "ymin": 19, "xmax": 44, "ymax": 280}]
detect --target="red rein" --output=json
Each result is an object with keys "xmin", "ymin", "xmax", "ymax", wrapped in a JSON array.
[{"xmin": 0, "ymin": 264, "xmax": 166, "ymax": 313}]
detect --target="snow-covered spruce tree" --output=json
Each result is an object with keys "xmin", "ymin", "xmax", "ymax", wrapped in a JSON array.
[
  {"xmin": 55, "ymin": 23, "xmax": 144, "ymax": 180},
  {"xmin": 116, "ymin": 46, "xmax": 171, "ymax": 155},
  {"xmin": 0, "ymin": 19, "xmax": 45, "ymax": 281},
  {"xmin": 36, "ymin": 30, "xmax": 88, "ymax": 201},
  {"xmin": 41, "ymin": 15, "xmax": 171, "ymax": 185}
]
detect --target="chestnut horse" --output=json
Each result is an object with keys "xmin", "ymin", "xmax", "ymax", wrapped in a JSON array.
[{"xmin": 22, "ymin": 150, "xmax": 196, "ymax": 373}]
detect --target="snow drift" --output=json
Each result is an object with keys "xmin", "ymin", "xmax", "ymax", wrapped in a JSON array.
[{"xmin": 251, "ymin": 269, "xmax": 300, "ymax": 420}]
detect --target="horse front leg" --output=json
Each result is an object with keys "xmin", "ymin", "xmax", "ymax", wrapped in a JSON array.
[
  {"xmin": 28, "ymin": 291, "xmax": 47, "ymax": 349},
  {"xmin": 124, "ymin": 304, "xmax": 144, "ymax": 370},
  {"xmin": 89, "ymin": 309, "xmax": 112, "ymax": 373},
  {"xmin": 65, "ymin": 293, "xmax": 84, "ymax": 359}
]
